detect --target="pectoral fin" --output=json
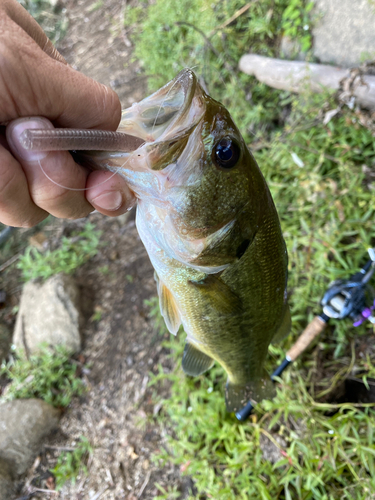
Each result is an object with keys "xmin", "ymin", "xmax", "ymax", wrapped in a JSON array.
[
  {"xmin": 182, "ymin": 342, "xmax": 215, "ymax": 376},
  {"xmin": 156, "ymin": 276, "xmax": 181, "ymax": 335},
  {"xmin": 188, "ymin": 274, "xmax": 242, "ymax": 315},
  {"xmin": 225, "ymin": 370, "xmax": 275, "ymax": 412}
]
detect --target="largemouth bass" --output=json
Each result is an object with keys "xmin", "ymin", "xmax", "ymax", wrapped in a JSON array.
[{"xmin": 85, "ymin": 69, "xmax": 290, "ymax": 412}]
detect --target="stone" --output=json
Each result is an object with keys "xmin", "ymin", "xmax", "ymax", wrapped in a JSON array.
[
  {"xmin": 259, "ymin": 432, "xmax": 287, "ymax": 464},
  {"xmin": 0, "ymin": 399, "xmax": 60, "ymax": 478},
  {"xmin": 0, "ymin": 458, "xmax": 14, "ymax": 500},
  {"xmin": 13, "ymin": 274, "xmax": 82, "ymax": 355},
  {"xmin": 312, "ymin": 0, "xmax": 375, "ymax": 67},
  {"xmin": 0, "ymin": 323, "xmax": 11, "ymax": 362}
]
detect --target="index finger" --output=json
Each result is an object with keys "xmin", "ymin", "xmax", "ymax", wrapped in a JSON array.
[{"xmin": 1, "ymin": 0, "xmax": 67, "ymax": 63}]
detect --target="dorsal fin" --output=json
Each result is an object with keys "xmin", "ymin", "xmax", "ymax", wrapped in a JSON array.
[
  {"xmin": 156, "ymin": 275, "xmax": 181, "ymax": 335},
  {"xmin": 182, "ymin": 341, "xmax": 215, "ymax": 376}
]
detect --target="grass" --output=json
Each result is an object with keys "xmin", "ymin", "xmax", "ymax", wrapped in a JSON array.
[
  {"xmin": 124, "ymin": 0, "xmax": 316, "ymax": 140},
  {"xmin": 0, "ymin": 344, "xmax": 86, "ymax": 408},
  {"xmin": 16, "ymin": 221, "xmax": 101, "ymax": 282},
  {"xmin": 51, "ymin": 436, "xmax": 93, "ymax": 489},
  {"xmin": 20, "ymin": 0, "xmax": 68, "ymax": 43},
  {"xmin": 148, "ymin": 306, "xmax": 375, "ymax": 499},
  {"xmin": 131, "ymin": 0, "xmax": 375, "ymax": 498}
]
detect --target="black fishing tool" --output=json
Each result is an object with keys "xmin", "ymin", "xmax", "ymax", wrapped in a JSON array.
[
  {"xmin": 0, "ymin": 226, "xmax": 15, "ymax": 247},
  {"xmin": 236, "ymin": 248, "xmax": 375, "ymax": 422}
]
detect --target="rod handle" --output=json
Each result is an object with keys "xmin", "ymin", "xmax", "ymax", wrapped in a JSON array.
[{"xmin": 286, "ymin": 316, "xmax": 327, "ymax": 362}]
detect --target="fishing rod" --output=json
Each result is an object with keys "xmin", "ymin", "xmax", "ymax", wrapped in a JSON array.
[
  {"xmin": 0, "ymin": 226, "xmax": 15, "ymax": 247},
  {"xmin": 236, "ymin": 247, "xmax": 375, "ymax": 422}
]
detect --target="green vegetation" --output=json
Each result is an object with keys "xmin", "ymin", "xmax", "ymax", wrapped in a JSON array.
[
  {"xmin": 0, "ymin": 344, "xmax": 86, "ymax": 407},
  {"xmin": 20, "ymin": 0, "xmax": 68, "ymax": 43},
  {"xmin": 17, "ymin": 222, "xmax": 101, "ymax": 281},
  {"xmin": 125, "ymin": 0, "xmax": 315, "ymax": 139},
  {"xmin": 133, "ymin": 1, "xmax": 375, "ymax": 498},
  {"xmin": 149, "ymin": 300, "xmax": 375, "ymax": 499},
  {"xmin": 152, "ymin": 346, "xmax": 375, "ymax": 499},
  {"xmin": 51, "ymin": 436, "xmax": 93, "ymax": 489},
  {"xmin": 281, "ymin": 0, "xmax": 314, "ymax": 52}
]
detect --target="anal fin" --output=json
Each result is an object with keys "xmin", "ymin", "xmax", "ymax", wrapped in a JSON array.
[
  {"xmin": 157, "ymin": 276, "xmax": 181, "ymax": 335},
  {"xmin": 225, "ymin": 370, "xmax": 275, "ymax": 413},
  {"xmin": 182, "ymin": 342, "xmax": 215, "ymax": 376}
]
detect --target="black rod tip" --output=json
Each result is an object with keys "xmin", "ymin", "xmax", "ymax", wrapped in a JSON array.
[{"xmin": 235, "ymin": 401, "xmax": 254, "ymax": 421}]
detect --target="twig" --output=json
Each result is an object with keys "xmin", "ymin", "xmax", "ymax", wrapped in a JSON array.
[
  {"xmin": 209, "ymin": 1, "xmax": 257, "ymax": 35},
  {"xmin": 249, "ymin": 137, "xmax": 342, "ymax": 164},
  {"xmin": 90, "ymin": 486, "xmax": 109, "ymax": 500},
  {"xmin": 31, "ymin": 488, "xmax": 58, "ymax": 494},
  {"xmin": 316, "ymin": 340, "xmax": 356, "ymax": 399},
  {"xmin": 0, "ymin": 252, "xmax": 21, "ymax": 272},
  {"xmin": 0, "ymin": 226, "xmax": 15, "ymax": 246},
  {"xmin": 289, "ymin": 143, "xmax": 341, "ymax": 163},
  {"xmin": 137, "ymin": 470, "xmax": 151, "ymax": 498},
  {"xmin": 174, "ymin": 21, "xmax": 237, "ymax": 73},
  {"xmin": 44, "ymin": 444, "xmax": 76, "ymax": 451}
]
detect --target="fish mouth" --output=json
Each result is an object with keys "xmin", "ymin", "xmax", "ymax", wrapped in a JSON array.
[{"xmin": 117, "ymin": 69, "xmax": 202, "ymax": 144}]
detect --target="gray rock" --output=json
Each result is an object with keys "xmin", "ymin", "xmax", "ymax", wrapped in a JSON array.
[
  {"xmin": 313, "ymin": 0, "xmax": 375, "ymax": 67},
  {"xmin": 0, "ymin": 399, "xmax": 60, "ymax": 478},
  {"xmin": 259, "ymin": 432, "xmax": 287, "ymax": 464},
  {"xmin": 0, "ymin": 458, "xmax": 14, "ymax": 500},
  {"xmin": 0, "ymin": 323, "xmax": 11, "ymax": 362},
  {"xmin": 13, "ymin": 274, "xmax": 81, "ymax": 355}
]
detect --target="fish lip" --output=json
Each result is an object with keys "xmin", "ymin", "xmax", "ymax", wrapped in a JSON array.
[
  {"xmin": 148, "ymin": 68, "xmax": 198, "ymax": 142},
  {"xmin": 120, "ymin": 68, "xmax": 199, "ymax": 148}
]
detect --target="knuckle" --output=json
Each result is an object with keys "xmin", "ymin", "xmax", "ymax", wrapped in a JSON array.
[
  {"xmin": 19, "ymin": 214, "xmax": 46, "ymax": 228},
  {"xmin": 34, "ymin": 188, "xmax": 92, "ymax": 219}
]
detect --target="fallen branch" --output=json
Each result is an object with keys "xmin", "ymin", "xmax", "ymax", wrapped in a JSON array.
[{"xmin": 239, "ymin": 54, "xmax": 375, "ymax": 110}]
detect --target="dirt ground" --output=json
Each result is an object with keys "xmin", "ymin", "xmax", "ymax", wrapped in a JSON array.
[
  {"xmin": 2, "ymin": 0, "xmax": 194, "ymax": 498},
  {"xmin": 15, "ymin": 213, "xmax": 188, "ymax": 500}
]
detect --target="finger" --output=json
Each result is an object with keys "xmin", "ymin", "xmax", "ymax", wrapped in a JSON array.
[
  {"xmin": 0, "ymin": 142, "xmax": 47, "ymax": 227},
  {"xmin": 1, "ymin": 0, "xmax": 67, "ymax": 63},
  {"xmin": 0, "ymin": 14, "xmax": 121, "ymax": 130},
  {"xmin": 6, "ymin": 117, "xmax": 94, "ymax": 220},
  {"xmin": 86, "ymin": 171, "xmax": 137, "ymax": 217}
]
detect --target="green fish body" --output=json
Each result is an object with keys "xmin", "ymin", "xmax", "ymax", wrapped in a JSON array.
[{"xmin": 87, "ymin": 70, "xmax": 290, "ymax": 412}]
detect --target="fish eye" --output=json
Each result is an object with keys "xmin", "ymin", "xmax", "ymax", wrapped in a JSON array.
[{"xmin": 213, "ymin": 137, "xmax": 240, "ymax": 170}]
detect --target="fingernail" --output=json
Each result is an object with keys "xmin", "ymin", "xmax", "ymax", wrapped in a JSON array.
[
  {"xmin": 6, "ymin": 117, "xmax": 53, "ymax": 161},
  {"xmin": 92, "ymin": 191, "xmax": 123, "ymax": 211}
]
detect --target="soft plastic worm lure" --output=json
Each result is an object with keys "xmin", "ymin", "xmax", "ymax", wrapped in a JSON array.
[{"xmin": 20, "ymin": 128, "xmax": 145, "ymax": 152}]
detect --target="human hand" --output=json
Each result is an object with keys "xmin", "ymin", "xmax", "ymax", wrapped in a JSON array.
[{"xmin": 0, "ymin": 0, "xmax": 136, "ymax": 228}]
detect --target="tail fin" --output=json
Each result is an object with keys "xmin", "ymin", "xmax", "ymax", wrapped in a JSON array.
[{"xmin": 225, "ymin": 370, "xmax": 275, "ymax": 413}]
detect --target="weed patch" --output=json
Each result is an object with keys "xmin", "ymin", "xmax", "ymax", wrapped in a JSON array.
[
  {"xmin": 51, "ymin": 436, "xmax": 93, "ymax": 489},
  {"xmin": 0, "ymin": 344, "xmax": 86, "ymax": 407},
  {"xmin": 17, "ymin": 222, "xmax": 101, "ymax": 282}
]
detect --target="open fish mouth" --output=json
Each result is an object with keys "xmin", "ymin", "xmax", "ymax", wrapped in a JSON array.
[{"xmin": 117, "ymin": 68, "xmax": 202, "ymax": 144}]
